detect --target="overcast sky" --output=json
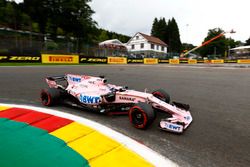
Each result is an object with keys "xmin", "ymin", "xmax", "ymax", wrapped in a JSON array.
[
  {"xmin": 90, "ymin": 0, "xmax": 249, "ymax": 45},
  {"xmin": 15, "ymin": 0, "xmax": 249, "ymax": 45}
]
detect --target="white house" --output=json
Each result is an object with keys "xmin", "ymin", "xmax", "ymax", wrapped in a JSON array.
[{"xmin": 126, "ymin": 32, "xmax": 167, "ymax": 58}]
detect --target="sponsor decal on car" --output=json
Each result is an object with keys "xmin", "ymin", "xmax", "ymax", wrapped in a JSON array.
[
  {"xmin": 160, "ymin": 121, "xmax": 183, "ymax": 132},
  {"xmin": 68, "ymin": 76, "xmax": 81, "ymax": 82},
  {"xmin": 119, "ymin": 96, "xmax": 136, "ymax": 102},
  {"xmin": 80, "ymin": 94, "xmax": 100, "ymax": 104},
  {"xmin": 185, "ymin": 116, "xmax": 191, "ymax": 121},
  {"xmin": 81, "ymin": 75, "xmax": 91, "ymax": 79}
]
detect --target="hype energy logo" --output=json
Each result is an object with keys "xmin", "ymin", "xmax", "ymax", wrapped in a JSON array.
[{"xmin": 80, "ymin": 94, "xmax": 100, "ymax": 104}]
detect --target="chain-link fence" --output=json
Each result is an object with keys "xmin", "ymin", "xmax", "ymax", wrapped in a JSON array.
[
  {"xmin": 0, "ymin": 29, "xmax": 130, "ymax": 57},
  {"xmin": 0, "ymin": 29, "xmax": 179, "ymax": 59}
]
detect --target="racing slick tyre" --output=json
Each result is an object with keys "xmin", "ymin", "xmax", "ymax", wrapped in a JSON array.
[
  {"xmin": 152, "ymin": 89, "xmax": 171, "ymax": 103},
  {"xmin": 129, "ymin": 102, "xmax": 155, "ymax": 129},
  {"xmin": 40, "ymin": 88, "xmax": 61, "ymax": 106}
]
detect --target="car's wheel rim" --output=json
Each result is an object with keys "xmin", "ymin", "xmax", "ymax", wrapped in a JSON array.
[{"xmin": 131, "ymin": 109, "xmax": 145, "ymax": 125}]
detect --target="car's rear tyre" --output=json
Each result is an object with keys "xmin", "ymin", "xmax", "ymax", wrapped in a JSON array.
[
  {"xmin": 40, "ymin": 88, "xmax": 61, "ymax": 106},
  {"xmin": 129, "ymin": 102, "xmax": 155, "ymax": 129},
  {"xmin": 152, "ymin": 89, "xmax": 170, "ymax": 103}
]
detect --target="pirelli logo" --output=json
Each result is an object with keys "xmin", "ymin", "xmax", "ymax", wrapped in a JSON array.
[
  {"xmin": 49, "ymin": 56, "xmax": 73, "ymax": 62},
  {"xmin": 42, "ymin": 54, "xmax": 79, "ymax": 64},
  {"xmin": 107, "ymin": 57, "xmax": 127, "ymax": 64},
  {"xmin": 188, "ymin": 59, "xmax": 197, "ymax": 64},
  {"xmin": 144, "ymin": 58, "xmax": 158, "ymax": 64},
  {"xmin": 237, "ymin": 59, "xmax": 250, "ymax": 64},
  {"xmin": 211, "ymin": 59, "xmax": 224, "ymax": 64},
  {"xmin": 169, "ymin": 59, "xmax": 180, "ymax": 64}
]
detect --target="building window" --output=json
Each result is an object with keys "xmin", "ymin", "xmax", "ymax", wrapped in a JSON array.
[
  {"xmin": 141, "ymin": 43, "xmax": 144, "ymax": 49},
  {"xmin": 156, "ymin": 45, "xmax": 159, "ymax": 50},
  {"xmin": 151, "ymin": 44, "xmax": 154, "ymax": 49},
  {"xmin": 136, "ymin": 36, "xmax": 139, "ymax": 40},
  {"xmin": 161, "ymin": 46, "xmax": 164, "ymax": 51},
  {"xmin": 131, "ymin": 45, "xmax": 135, "ymax": 50}
]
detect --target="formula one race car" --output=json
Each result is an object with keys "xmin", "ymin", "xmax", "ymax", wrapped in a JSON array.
[{"xmin": 40, "ymin": 74, "xmax": 192, "ymax": 133}]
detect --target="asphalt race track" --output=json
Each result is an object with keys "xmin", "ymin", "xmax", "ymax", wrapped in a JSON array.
[{"xmin": 0, "ymin": 65, "xmax": 249, "ymax": 167}]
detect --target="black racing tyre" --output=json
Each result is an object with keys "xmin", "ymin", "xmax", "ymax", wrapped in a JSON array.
[
  {"xmin": 40, "ymin": 88, "xmax": 61, "ymax": 106},
  {"xmin": 129, "ymin": 102, "xmax": 155, "ymax": 129},
  {"xmin": 152, "ymin": 89, "xmax": 171, "ymax": 103}
]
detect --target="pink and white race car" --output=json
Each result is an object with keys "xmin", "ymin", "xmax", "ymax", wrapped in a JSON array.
[{"xmin": 40, "ymin": 74, "xmax": 192, "ymax": 133}]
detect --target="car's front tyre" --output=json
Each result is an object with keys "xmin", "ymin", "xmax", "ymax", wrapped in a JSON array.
[{"xmin": 129, "ymin": 102, "xmax": 155, "ymax": 129}]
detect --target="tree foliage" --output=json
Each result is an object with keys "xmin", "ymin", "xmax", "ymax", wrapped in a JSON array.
[
  {"xmin": 198, "ymin": 28, "xmax": 240, "ymax": 57},
  {"xmin": 0, "ymin": 0, "xmax": 130, "ymax": 49},
  {"xmin": 151, "ymin": 17, "xmax": 181, "ymax": 53},
  {"xmin": 167, "ymin": 18, "xmax": 181, "ymax": 53},
  {"xmin": 245, "ymin": 37, "xmax": 250, "ymax": 46},
  {"xmin": 97, "ymin": 29, "xmax": 130, "ymax": 43}
]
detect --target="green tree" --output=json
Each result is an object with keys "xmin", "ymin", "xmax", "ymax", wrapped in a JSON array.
[
  {"xmin": 0, "ymin": 0, "xmax": 7, "ymax": 24},
  {"xmin": 167, "ymin": 18, "xmax": 181, "ymax": 53},
  {"xmin": 245, "ymin": 37, "xmax": 250, "ymax": 46},
  {"xmin": 23, "ymin": 0, "xmax": 49, "ymax": 34},
  {"xmin": 151, "ymin": 17, "xmax": 167, "ymax": 42},
  {"xmin": 151, "ymin": 17, "xmax": 181, "ymax": 53},
  {"xmin": 181, "ymin": 43, "xmax": 195, "ymax": 52},
  {"xmin": 199, "ymin": 28, "xmax": 227, "ymax": 57},
  {"xmin": 151, "ymin": 18, "xmax": 159, "ymax": 37},
  {"xmin": 98, "ymin": 30, "xmax": 109, "ymax": 42}
]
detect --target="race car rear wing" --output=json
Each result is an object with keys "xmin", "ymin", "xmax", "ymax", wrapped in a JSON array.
[
  {"xmin": 46, "ymin": 75, "xmax": 67, "ymax": 89},
  {"xmin": 46, "ymin": 75, "xmax": 66, "ymax": 81}
]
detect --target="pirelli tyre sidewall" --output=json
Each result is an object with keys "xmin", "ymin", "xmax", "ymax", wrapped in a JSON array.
[
  {"xmin": 129, "ymin": 102, "xmax": 155, "ymax": 129},
  {"xmin": 40, "ymin": 88, "xmax": 61, "ymax": 106}
]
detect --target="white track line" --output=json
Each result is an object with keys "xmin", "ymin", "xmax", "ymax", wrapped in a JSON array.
[{"xmin": 0, "ymin": 103, "xmax": 178, "ymax": 167}]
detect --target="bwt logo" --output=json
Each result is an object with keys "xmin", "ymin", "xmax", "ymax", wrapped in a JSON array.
[
  {"xmin": 80, "ymin": 94, "xmax": 100, "ymax": 104},
  {"xmin": 168, "ymin": 124, "xmax": 181, "ymax": 131},
  {"xmin": 69, "ymin": 76, "xmax": 81, "ymax": 82}
]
